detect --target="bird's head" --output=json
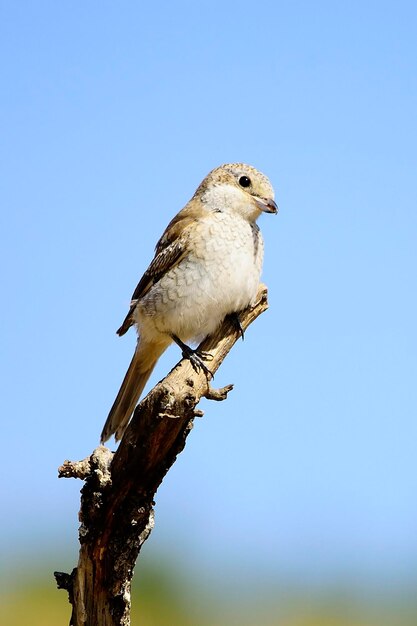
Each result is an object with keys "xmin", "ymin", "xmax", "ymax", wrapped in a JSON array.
[{"xmin": 197, "ymin": 163, "xmax": 278, "ymax": 222}]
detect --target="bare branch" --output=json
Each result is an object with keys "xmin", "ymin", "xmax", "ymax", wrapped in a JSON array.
[{"xmin": 55, "ymin": 284, "xmax": 269, "ymax": 626}]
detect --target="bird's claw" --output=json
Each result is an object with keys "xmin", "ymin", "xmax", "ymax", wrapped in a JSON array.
[
  {"xmin": 172, "ymin": 334, "xmax": 214, "ymax": 378},
  {"xmin": 184, "ymin": 349, "xmax": 214, "ymax": 378},
  {"xmin": 230, "ymin": 312, "xmax": 245, "ymax": 341}
]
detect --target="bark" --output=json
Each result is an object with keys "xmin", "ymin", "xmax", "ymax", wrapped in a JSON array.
[{"xmin": 55, "ymin": 285, "xmax": 269, "ymax": 626}]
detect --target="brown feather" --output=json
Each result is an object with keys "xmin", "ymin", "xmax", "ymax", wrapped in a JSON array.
[{"xmin": 116, "ymin": 203, "xmax": 204, "ymax": 336}]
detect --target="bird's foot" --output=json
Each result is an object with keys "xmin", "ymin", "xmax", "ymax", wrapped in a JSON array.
[
  {"xmin": 187, "ymin": 349, "xmax": 214, "ymax": 377},
  {"xmin": 229, "ymin": 312, "xmax": 245, "ymax": 341},
  {"xmin": 172, "ymin": 335, "xmax": 214, "ymax": 378}
]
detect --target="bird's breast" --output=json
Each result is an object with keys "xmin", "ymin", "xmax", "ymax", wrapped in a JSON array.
[{"xmin": 137, "ymin": 213, "xmax": 264, "ymax": 342}]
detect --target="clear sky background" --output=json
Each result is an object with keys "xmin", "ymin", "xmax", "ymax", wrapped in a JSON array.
[{"xmin": 1, "ymin": 0, "xmax": 417, "ymax": 602}]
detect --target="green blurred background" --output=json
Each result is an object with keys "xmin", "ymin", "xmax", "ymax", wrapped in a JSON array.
[{"xmin": 2, "ymin": 552, "xmax": 417, "ymax": 625}]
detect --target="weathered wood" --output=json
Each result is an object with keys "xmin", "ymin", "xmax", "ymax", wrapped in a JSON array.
[{"xmin": 55, "ymin": 285, "xmax": 269, "ymax": 626}]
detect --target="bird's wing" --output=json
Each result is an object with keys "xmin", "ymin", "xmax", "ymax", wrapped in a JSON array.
[{"xmin": 116, "ymin": 204, "xmax": 202, "ymax": 336}]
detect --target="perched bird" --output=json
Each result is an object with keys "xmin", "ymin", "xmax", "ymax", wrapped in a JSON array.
[{"xmin": 101, "ymin": 163, "xmax": 277, "ymax": 443}]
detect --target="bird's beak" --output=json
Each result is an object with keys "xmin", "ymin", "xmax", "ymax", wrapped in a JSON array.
[{"xmin": 256, "ymin": 197, "xmax": 278, "ymax": 214}]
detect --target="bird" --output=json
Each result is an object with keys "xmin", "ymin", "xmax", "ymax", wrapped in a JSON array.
[{"xmin": 100, "ymin": 163, "xmax": 277, "ymax": 443}]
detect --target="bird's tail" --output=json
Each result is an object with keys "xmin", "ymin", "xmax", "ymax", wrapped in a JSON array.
[{"xmin": 101, "ymin": 338, "xmax": 168, "ymax": 443}]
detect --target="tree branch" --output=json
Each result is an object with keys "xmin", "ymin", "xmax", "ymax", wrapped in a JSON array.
[{"xmin": 55, "ymin": 284, "xmax": 269, "ymax": 626}]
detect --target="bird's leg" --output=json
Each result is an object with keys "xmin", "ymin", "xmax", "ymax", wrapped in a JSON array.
[
  {"xmin": 229, "ymin": 312, "xmax": 245, "ymax": 341},
  {"xmin": 171, "ymin": 335, "xmax": 213, "ymax": 378}
]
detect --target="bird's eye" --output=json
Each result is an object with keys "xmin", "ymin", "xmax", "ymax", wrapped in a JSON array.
[{"xmin": 239, "ymin": 175, "xmax": 251, "ymax": 188}]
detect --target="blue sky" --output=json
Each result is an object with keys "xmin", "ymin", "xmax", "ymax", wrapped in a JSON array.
[{"xmin": 1, "ymin": 0, "xmax": 417, "ymax": 593}]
